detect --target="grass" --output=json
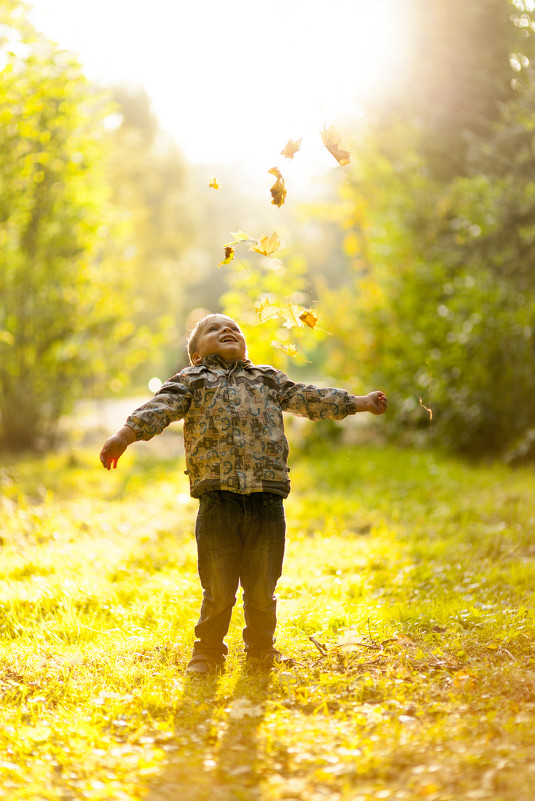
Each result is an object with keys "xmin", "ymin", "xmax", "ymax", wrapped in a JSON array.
[{"xmin": 1, "ymin": 437, "xmax": 535, "ymax": 800}]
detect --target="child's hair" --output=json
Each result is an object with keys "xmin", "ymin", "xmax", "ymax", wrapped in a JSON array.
[{"xmin": 186, "ymin": 313, "xmax": 220, "ymax": 365}]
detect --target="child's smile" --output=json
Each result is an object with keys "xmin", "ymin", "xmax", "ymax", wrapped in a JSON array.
[{"xmin": 192, "ymin": 315, "xmax": 247, "ymax": 363}]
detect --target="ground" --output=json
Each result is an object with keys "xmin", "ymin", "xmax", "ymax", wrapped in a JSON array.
[{"xmin": 0, "ymin": 432, "xmax": 534, "ymax": 801}]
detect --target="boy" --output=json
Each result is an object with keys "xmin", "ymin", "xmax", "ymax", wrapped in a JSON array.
[{"xmin": 100, "ymin": 314, "xmax": 387, "ymax": 674}]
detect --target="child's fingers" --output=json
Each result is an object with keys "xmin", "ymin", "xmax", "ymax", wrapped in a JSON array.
[{"xmin": 113, "ymin": 458, "xmax": 118, "ymax": 469}]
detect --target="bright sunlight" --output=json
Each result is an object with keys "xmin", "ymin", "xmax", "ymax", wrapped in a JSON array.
[{"xmin": 28, "ymin": 0, "xmax": 406, "ymax": 165}]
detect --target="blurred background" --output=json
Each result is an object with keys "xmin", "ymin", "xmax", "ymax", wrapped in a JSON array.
[{"xmin": 1, "ymin": 0, "xmax": 535, "ymax": 460}]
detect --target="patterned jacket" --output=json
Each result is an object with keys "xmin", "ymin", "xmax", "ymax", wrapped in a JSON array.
[{"xmin": 125, "ymin": 355, "xmax": 359, "ymax": 498}]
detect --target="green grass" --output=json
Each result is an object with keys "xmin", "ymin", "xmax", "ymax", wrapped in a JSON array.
[{"xmin": 1, "ymin": 441, "xmax": 535, "ymax": 800}]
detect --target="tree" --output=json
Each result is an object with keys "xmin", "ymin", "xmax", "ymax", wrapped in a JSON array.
[
  {"xmin": 313, "ymin": 0, "xmax": 535, "ymax": 455},
  {"xmin": 0, "ymin": 3, "xmax": 146, "ymax": 449}
]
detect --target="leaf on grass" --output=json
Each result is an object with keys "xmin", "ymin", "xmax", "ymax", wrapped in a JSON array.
[
  {"xmin": 321, "ymin": 124, "xmax": 351, "ymax": 166},
  {"xmin": 218, "ymin": 245, "xmax": 235, "ymax": 267},
  {"xmin": 208, "ymin": 177, "xmax": 219, "ymax": 189},
  {"xmin": 271, "ymin": 341, "xmax": 299, "ymax": 358},
  {"xmin": 227, "ymin": 698, "xmax": 264, "ymax": 719},
  {"xmin": 336, "ymin": 627, "xmax": 360, "ymax": 653},
  {"xmin": 280, "ymin": 137, "xmax": 303, "ymax": 159},
  {"xmin": 250, "ymin": 232, "xmax": 280, "ymax": 257},
  {"xmin": 268, "ymin": 166, "xmax": 287, "ymax": 207},
  {"xmin": 299, "ymin": 309, "xmax": 319, "ymax": 328}
]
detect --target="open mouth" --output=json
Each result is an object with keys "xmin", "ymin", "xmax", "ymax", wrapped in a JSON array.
[{"xmin": 220, "ymin": 336, "xmax": 237, "ymax": 343}]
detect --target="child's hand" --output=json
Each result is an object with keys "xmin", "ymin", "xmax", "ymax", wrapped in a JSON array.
[
  {"xmin": 100, "ymin": 435, "xmax": 126, "ymax": 469},
  {"xmin": 367, "ymin": 391, "xmax": 388, "ymax": 415},
  {"xmin": 100, "ymin": 426, "xmax": 136, "ymax": 469}
]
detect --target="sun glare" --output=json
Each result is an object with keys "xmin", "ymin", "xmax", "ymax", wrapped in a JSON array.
[{"xmin": 28, "ymin": 0, "xmax": 404, "ymax": 166}]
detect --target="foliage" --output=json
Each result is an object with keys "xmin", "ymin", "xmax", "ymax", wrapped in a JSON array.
[
  {"xmin": 0, "ymin": 4, "xmax": 150, "ymax": 450},
  {"xmin": 1, "ymin": 441, "xmax": 535, "ymax": 799},
  {"xmin": 314, "ymin": 0, "xmax": 535, "ymax": 456},
  {"xmin": 104, "ymin": 86, "xmax": 197, "ymax": 382}
]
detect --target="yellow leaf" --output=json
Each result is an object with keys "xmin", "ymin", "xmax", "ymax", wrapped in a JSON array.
[
  {"xmin": 254, "ymin": 298, "xmax": 282, "ymax": 323},
  {"xmin": 218, "ymin": 245, "xmax": 235, "ymax": 267},
  {"xmin": 321, "ymin": 124, "xmax": 351, "ymax": 166},
  {"xmin": 250, "ymin": 232, "xmax": 280, "ymax": 256},
  {"xmin": 280, "ymin": 137, "xmax": 302, "ymax": 159},
  {"xmin": 268, "ymin": 166, "xmax": 287, "ymax": 207},
  {"xmin": 230, "ymin": 230, "xmax": 251, "ymax": 242},
  {"xmin": 299, "ymin": 309, "xmax": 319, "ymax": 328},
  {"xmin": 280, "ymin": 302, "xmax": 304, "ymax": 329},
  {"xmin": 208, "ymin": 177, "xmax": 219, "ymax": 189},
  {"xmin": 271, "ymin": 341, "xmax": 299, "ymax": 358}
]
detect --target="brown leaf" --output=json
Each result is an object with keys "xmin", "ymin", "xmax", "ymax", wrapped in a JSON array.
[
  {"xmin": 299, "ymin": 309, "xmax": 319, "ymax": 329},
  {"xmin": 280, "ymin": 138, "xmax": 302, "ymax": 159},
  {"xmin": 321, "ymin": 124, "xmax": 351, "ymax": 166},
  {"xmin": 218, "ymin": 245, "xmax": 235, "ymax": 267},
  {"xmin": 268, "ymin": 166, "xmax": 287, "ymax": 207}
]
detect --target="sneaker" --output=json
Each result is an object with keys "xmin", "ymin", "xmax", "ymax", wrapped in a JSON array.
[{"xmin": 185, "ymin": 654, "xmax": 224, "ymax": 676}]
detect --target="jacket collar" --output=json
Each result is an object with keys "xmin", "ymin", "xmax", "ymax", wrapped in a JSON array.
[{"xmin": 202, "ymin": 354, "xmax": 252, "ymax": 370}]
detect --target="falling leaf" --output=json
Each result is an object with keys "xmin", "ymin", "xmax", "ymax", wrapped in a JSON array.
[
  {"xmin": 250, "ymin": 232, "xmax": 280, "ymax": 256},
  {"xmin": 419, "ymin": 397, "xmax": 433, "ymax": 420},
  {"xmin": 268, "ymin": 166, "xmax": 287, "ymax": 207},
  {"xmin": 218, "ymin": 245, "xmax": 235, "ymax": 267},
  {"xmin": 321, "ymin": 124, "xmax": 351, "ymax": 166},
  {"xmin": 254, "ymin": 298, "xmax": 280, "ymax": 323},
  {"xmin": 271, "ymin": 341, "xmax": 300, "ymax": 358},
  {"xmin": 280, "ymin": 137, "xmax": 302, "ymax": 159},
  {"xmin": 230, "ymin": 230, "xmax": 252, "ymax": 242},
  {"xmin": 280, "ymin": 302, "xmax": 304, "ymax": 329},
  {"xmin": 299, "ymin": 309, "xmax": 319, "ymax": 328},
  {"xmin": 208, "ymin": 177, "xmax": 219, "ymax": 189}
]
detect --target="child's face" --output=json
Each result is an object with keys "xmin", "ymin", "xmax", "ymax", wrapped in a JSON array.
[{"xmin": 192, "ymin": 315, "xmax": 247, "ymax": 364}]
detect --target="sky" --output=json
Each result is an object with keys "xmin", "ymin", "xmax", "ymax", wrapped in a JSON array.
[{"xmin": 27, "ymin": 0, "xmax": 407, "ymax": 168}]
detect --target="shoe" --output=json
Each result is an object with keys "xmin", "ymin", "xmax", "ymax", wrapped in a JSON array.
[
  {"xmin": 245, "ymin": 649, "xmax": 294, "ymax": 670},
  {"xmin": 185, "ymin": 654, "xmax": 224, "ymax": 676}
]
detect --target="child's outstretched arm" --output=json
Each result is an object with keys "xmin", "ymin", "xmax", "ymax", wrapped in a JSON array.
[
  {"xmin": 100, "ymin": 425, "xmax": 137, "ymax": 470},
  {"xmin": 356, "ymin": 391, "xmax": 388, "ymax": 415}
]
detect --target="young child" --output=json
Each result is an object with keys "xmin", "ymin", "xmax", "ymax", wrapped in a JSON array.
[{"xmin": 100, "ymin": 314, "xmax": 387, "ymax": 674}]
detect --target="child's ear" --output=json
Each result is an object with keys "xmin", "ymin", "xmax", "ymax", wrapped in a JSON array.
[{"xmin": 191, "ymin": 352, "xmax": 202, "ymax": 365}]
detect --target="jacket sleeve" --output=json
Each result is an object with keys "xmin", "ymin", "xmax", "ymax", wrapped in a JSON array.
[
  {"xmin": 125, "ymin": 372, "xmax": 193, "ymax": 440},
  {"xmin": 275, "ymin": 370, "xmax": 358, "ymax": 420}
]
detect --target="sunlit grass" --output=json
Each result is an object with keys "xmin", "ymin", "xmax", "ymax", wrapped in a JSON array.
[{"xmin": 1, "ymin": 442, "xmax": 534, "ymax": 800}]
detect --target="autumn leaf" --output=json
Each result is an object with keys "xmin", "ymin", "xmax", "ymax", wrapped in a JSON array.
[
  {"xmin": 268, "ymin": 166, "xmax": 287, "ymax": 207},
  {"xmin": 218, "ymin": 245, "xmax": 235, "ymax": 267},
  {"xmin": 250, "ymin": 232, "xmax": 280, "ymax": 257},
  {"xmin": 299, "ymin": 308, "xmax": 319, "ymax": 328},
  {"xmin": 230, "ymin": 230, "xmax": 252, "ymax": 242},
  {"xmin": 280, "ymin": 137, "xmax": 302, "ymax": 159},
  {"xmin": 321, "ymin": 124, "xmax": 351, "ymax": 166},
  {"xmin": 254, "ymin": 298, "xmax": 283, "ymax": 323},
  {"xmin": 208, "ymin": 177, "xmax": 219, "ymax": 189},
  {"xmin": 271, "ymin": 341, "xmax": 299, "ymax": 358}
]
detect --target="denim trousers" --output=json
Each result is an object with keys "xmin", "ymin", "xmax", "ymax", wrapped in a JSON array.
[{"xmin": 192, "ymin": 490, "xmax": 286, "ymax": 660}]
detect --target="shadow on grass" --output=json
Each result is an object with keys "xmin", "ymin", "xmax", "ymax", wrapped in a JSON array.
[{"xmin": 146, "ymin": 668, "xmax": 272, "ymax": 801}]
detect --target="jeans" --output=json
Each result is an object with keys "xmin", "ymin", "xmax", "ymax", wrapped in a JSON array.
[{"xmin": 192, "ymin": 490, "xmax": 286, "ymax": 660}]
